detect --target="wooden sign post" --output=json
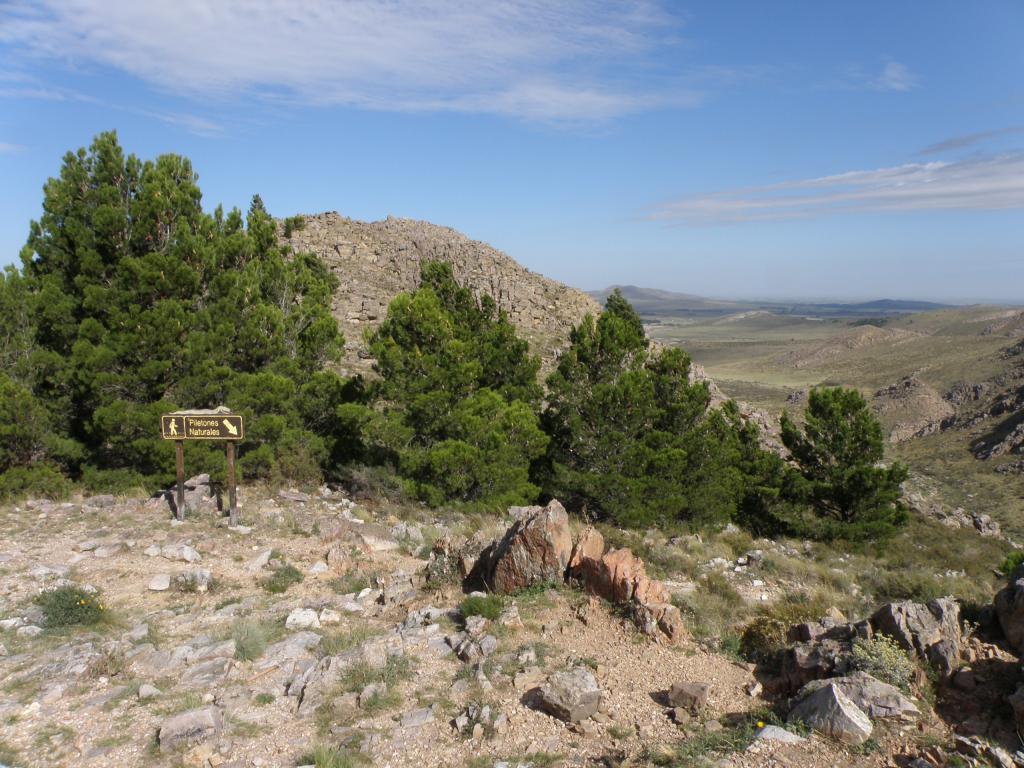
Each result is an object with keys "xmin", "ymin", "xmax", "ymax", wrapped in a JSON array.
[{"xmin": 160, "ymin": 410, "xmax": 245, "ymax": 524}]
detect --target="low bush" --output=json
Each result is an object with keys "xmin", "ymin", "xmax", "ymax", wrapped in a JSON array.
[
  {"xmin": 231, "ymin": 619, "xmax": 284, "ymax": 661},
  {"xmin": 850, "ymin": 635, "xmax": 916, "ymax": 693},
  {"xmin": 0, "ymin": 465, "xmax": 71, "ymax": 501},
  {"xmin": 459, "ymin": 594, "xmax": 504, "ymax": 621},
  {"xmin": 35, "ymin": 585, "xmax": 108, "ymax": 628},
  {"xmin": 1001, "ymin": 550, "xmax": 1024, "ymax": 577},
  {"xmin": 261, "ymin": 563, "xmax": 304, "ymax": 594},
  {"xmin": 739, "ymin": 592, "xmax": 834, "ymax": 664}
]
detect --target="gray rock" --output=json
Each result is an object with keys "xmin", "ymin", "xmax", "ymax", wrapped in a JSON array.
[
  {"xmin": 16, "ymin": 625, "xmax": 43, "ymax": 638},
  {"xmin": 161, "ymin": 543, "xmax": 201, "ymax": 563},
  {"xmin": 158, "ymin": 706, "xmax": 223, "ymax": 751},
  {"xmin": 870, "ymin": 598, "xmax": 961, "ymax": 676},
  {"xmin": 286, "ymin": 608, "xmax": 321, "ymax": 630},
  {"xmin": 83, "ymin": 494, "xmax": 117, "ymax": 508},
  {"xmin": 755, "ymin": 725, "xmax": 806, "ymax": 744},
  {"xmin": 536, "ymin": 666, "xmax": 601, "ymax": 723},
  {"xmin": 400, "ymin": 707, "xmax": 434, "ymax": 728},
  {"xmin": 247, "ymin": 548, "xmax": 273, "ymax": 572},
  {"xmin": 94, "ymin": 542, "xmax": 128, "ymax": 558},
  {"xmin": 797, "ymin": 672, "xmax": 919, "ymax": 720},
  {"xmin": 788, "ymin": 682, "xmax": 872, "ymax": 745},
  {"xmin": 148, "ymin": 573, "xmax": 171, "ymax": 591},
  {"xmin": 138, "ymin": 683, "xmax": 161, "ymax": 700},
  {"xmin": 667, "ymin": 681, "xmax": 709, "ymax": 713}
]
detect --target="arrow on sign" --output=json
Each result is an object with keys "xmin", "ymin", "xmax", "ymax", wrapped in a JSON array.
[{"xmin": 223, "ymin": 419, "xmax": 238, "ymax": 436}]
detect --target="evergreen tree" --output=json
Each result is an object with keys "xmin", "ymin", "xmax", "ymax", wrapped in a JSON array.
[
  {"xmin": 363, "ymin": 262, "xmax": 547, "ymax": 508},
  {"xmin": 541, "ymin": 290, "xmax": 747, "ymax": 528},
  {"xmin": 7, "ymin": 131, "xmax": 353, "ymax": 491},
  {"xmin": 780, "ymin": 387, "xmax": 909, "ymax": 540}
]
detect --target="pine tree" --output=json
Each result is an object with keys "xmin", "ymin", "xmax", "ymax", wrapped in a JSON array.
[
  {"xmin": 541, "ymin": 290, "xmax": 746, "ymax": 528},
  {"xmin": 780, "ymin": 387, "xmax": 909, "ymax": 540}
]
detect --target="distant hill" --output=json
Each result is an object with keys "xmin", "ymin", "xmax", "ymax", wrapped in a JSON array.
[
  {"xmin": 281, "ymin": 213, "xmax": 601, "ymax": 375},
  {"xmin": 588, "ymin": 285, "xmax": 955, "ymax": 319}
]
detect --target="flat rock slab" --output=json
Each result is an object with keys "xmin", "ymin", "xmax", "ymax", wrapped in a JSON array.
[{"xmin": 158, "ymin": 706, "xmax": 222, "ymax": 751}]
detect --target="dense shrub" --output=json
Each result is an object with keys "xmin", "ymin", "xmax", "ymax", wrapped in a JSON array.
[
  {"xmin": 1001, "ymin": 550, "xmax": 1024, "ymax": 577},
  {"xmin": 1, "ymin": 132, "xmax": 356, "ymax": 492}
]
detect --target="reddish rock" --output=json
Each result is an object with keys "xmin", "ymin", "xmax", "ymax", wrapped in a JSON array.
[
  {"xmin": 490, "ymin": 500, "xmax": 572, "ymax": 594},
  {"xmin": 568, "ymin": 526, "xmax": 604, "ymax": 575}
]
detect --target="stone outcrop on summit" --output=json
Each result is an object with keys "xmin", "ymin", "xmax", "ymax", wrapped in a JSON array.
[{"xmin": 280, "ymin": 212, "xmax": 600, "ymax": 375}]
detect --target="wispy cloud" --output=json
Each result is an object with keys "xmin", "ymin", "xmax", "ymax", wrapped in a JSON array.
[
  {"xmin": 920, "ymin": 125, "xmax": 1024, "ymax": 155},
  {"xmin": 650, "ymin": 154, "xmax": 1024, "ymax": 224},
  {"xmin": 0, "ymin": 142, "xmax": 26, "ymax": 154},
  {"xmin": 0, "ymin": 0, "xmax": 689, "ymax": 124},
  {"xmin": 873, "ymin": 61, "xmax": 918, "ymax": 92}
]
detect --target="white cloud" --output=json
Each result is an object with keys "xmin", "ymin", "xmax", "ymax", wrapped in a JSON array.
[
  {"xmin": 650, "ymin": 154, "xmax": 1024, "ymax": 224},
  {"xmin": 0, "ymin": 142, "xmax": 26, "ymax": 154},
  {"xmin": 0, "ymin": 0, "xmax": 685, "ymax": 123},
  {"xmin": 920, "ymin": 125, "xmax": 1024, "ymax": 155},
  {"xmin": 874, "ymin": 61, "xmax": 918, "ymax": 91}
]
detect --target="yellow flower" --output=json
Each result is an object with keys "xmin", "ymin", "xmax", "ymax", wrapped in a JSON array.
[{"xmin": 756, "ymin": 721, "xmax": 765, "ymax": 729}]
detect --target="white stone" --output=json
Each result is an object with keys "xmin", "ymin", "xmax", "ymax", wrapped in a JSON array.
[
  {"xmin": 285, "ymin": 608, "xmax": 321, "ymax": 630},
  {"xmin": 149, "ymin": 574, "xmax": 171, "ymax": 591}
]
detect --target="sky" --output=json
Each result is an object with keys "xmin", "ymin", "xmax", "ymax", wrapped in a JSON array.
[{"xmin": 1, "ymin": 1, "xmax": 1022, "ymax": 302}]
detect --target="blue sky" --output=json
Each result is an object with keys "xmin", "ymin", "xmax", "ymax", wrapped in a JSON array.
[{"xmin": 1, "ymin": 1, "xmax": 1022, "ymax": 302}]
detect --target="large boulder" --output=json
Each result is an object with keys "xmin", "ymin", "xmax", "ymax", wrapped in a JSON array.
[
  {"xmin": 797, "ymin": 672, "xmax": 919, "ymax": 720},
  {"xmin": 870, "ymin": 598, "xmax": 962, "ymax": 675},
  {"xmin": 536, "ymin": 666, "xmax": 602, "ymax": 723},
  {"xmin": 788, "ymin": 682, "xmax": 872, "ymax": 745},
  {"xmin": 489, "ymin": 500, "xmax": 572, "ymax": 594},
  {"xmin": 995, "ymin": 571, "xmax": 1024, "ymax": 655}
]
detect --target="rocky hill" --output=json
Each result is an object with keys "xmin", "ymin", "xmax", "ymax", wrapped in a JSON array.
[{"xmin": 280, "ymin": 213, "xmax": 600, "ymax": 376}]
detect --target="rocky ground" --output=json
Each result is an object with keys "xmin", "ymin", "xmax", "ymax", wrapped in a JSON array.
[{"xmin": 0, "ymin": 482, "xmax": 1022, "ymax": 768}]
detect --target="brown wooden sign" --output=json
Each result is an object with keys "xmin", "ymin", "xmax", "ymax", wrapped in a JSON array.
[
  {"xmin": 160, "ymin": 409, "xmax": 243, "ymax": 525},
  {"xmin": 161, "ymin": 413, "xmax": 244, "ymax": 441}
]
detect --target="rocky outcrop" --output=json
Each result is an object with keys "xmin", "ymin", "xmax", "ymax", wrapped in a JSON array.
[
  {"xmin": 489, "ymin": 500, "xmax": 573, "ymax": 594},
  {"xmin": 871, "ymin": 376, "xmax": 955, "ymax": 444},
  {"xmin": 995, "ymin": 568, "xmax": 1024, "ymax": 655},
  {"xmin": 569, "ymin": 533, "xmax": 686, "ymax": 643},
  {"xmin": 280, "ymin": 212, "xmax": 601, "ymax": 375},
  {"xmin": 870, "ymin": 598, "xmax": 962, "ymax": 676}
]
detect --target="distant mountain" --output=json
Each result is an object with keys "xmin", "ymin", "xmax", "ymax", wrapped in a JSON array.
[{"xmin": 587, "ymin": 285, "xmax": 955, "ymax": 319}]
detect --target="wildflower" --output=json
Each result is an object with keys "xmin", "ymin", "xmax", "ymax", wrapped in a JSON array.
[{"xmin": 756, "ymin": 721, "xmax": 765, "ymax": 729}]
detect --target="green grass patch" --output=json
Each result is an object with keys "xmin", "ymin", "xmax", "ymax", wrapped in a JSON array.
[
  {"xmin": 231, "ymin": 618, "xmax": 285, "ymax": 661},
  {"xmin": 320, "ymin": 625, "xmax": 381, "ymax": 657},
  {"xmin": 297, "ymin": 744, "xmax": 369, "ymax": 768},
  {"xmin": 261, "ymin": 563, "xmax": 304, "ymax": 594},
  {"xmin": 459, "ymin": 594, "xmax": 504, "ymax": 621}
]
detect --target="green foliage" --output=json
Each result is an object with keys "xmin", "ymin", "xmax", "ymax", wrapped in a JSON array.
[
  {"xmin": 35, "ymin": 586, "xmax": 108, "ymax": 628},
  {"xmin": 297, "ymin": 745, "xmax": 368, "ymax": 768},
  {"xmin": 542, "ymin": 290, "xmax": 748, "ymax": 528},
  {"xmin": 361, "ymin": 262, "xmax": 547, "ymax": 508},
  {"xmin": 231, "ymin": 619, "xmax": 283, "ymax": 661},
  {"xmin": 779, "ymin": 387, "xmax": 909, "ymax": 541},
  {"xmin": 1001, "ymin": 550, "xmax": 1024, "ymax": 577},
  {"xmin": 850, "ymin": 635, "xmax": 916, "ymax": 693},
  {"xmin": 4, "ymin": 132, "xmax": 355, "ymax": 491},
  {"xmin": 459, "ymin": 594, "xmax": 504, "ymax": 621},
  {"xmin": 282, "ymin": 215, "xmax": 306, "ymax": 238},
  {"xmin": 260, "ymin": 563, "xmax": 304, "ymax": 594},
  {"xmin": 739, "ymin": 592, "xmax": 835, "ymax": 663}
]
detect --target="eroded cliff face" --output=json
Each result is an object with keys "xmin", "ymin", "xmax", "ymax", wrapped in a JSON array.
[{"xmin": 279, "ymin": 212, "xmax": 601, "ymax": 376}]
